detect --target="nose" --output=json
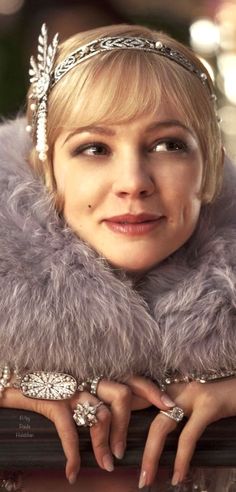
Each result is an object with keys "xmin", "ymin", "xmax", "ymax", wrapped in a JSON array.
[{"xmin": 112, "ymin": 152, "xmax": 155, "ymax": 199}]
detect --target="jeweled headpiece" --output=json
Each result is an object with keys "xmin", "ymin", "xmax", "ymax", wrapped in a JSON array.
[
  {"xmin": 27, "ymin": 24, "xmax": 59, "ymax": 161},
  {"xmin": 27, "ymin": 23, "xmax": 217, "ymax": 162}
]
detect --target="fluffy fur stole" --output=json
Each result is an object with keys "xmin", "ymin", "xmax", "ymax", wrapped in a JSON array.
[{"xmin": 0, "ymin": 118, "xmax": 235, "ymax": 382}]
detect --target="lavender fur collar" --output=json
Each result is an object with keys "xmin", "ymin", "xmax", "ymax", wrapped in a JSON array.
[{"xmin": 0, "ymin": 118, "xmax": 235, "ymax": 382}]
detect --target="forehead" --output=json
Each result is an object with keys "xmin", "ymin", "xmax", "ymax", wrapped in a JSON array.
[
  {"xmin": 57, "ymin": 51, "xmax": 199, "ymax": 130},
  {"xmin": 57, "ymin": 111, "xmax": 198, "ymax": 151}
]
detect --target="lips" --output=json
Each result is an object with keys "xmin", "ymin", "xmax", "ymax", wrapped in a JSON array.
[
  {"xmin": 104, "ymin": 213, "xmax": 163, "ymax": 223},
  {"xmin": 103, "ymin": 213, "xmax": 165, "ymax": 236}
]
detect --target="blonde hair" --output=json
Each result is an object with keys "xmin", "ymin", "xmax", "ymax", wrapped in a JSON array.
[{"xmin": 27, "ymin": 23, "xmax": 223, "ymax": 208}]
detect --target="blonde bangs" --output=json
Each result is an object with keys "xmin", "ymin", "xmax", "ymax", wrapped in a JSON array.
[
  {"xmin": 48, "ymin": 47, "xmax": 214, "ymax": 142},
  {"xmin": 48, "ymin": 51, "xmax": 163, "ymax": 135},
  {"xmin": 28, "ymin": 23, "xmax": 222, "ymax": 204}
]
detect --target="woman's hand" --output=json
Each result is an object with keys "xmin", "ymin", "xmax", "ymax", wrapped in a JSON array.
[
  {"xmin": 132, "ymin": 377, "xmax": 236, "ymax": 488},
  {"xmin": 97, "ymin": 376, "xmax": 176, "ymax": 462},
  {"xmin": 1, "ymin": 376, "xmax": 175, "ymax": 484},
  {"xmin": 1, "ymin": 387, "xmax": 99, "ymax": 484}
]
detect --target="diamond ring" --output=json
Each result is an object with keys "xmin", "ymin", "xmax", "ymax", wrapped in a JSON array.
[
  {"xmin": 159, "ymin": 406, "xmax": 185, "ymax": 423},
  {"xmin": 73, "ymin": 401, "xmax": 104, "ymax": 427}
]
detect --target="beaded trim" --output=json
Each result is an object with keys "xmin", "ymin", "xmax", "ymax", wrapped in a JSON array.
[
  {"xmin": 1, "ymin": 365, "xmax": 236, "ymax": 399},
  {"xmin": 0, "ymin": 365, "xmax": 11, "ymax": 397},
  {"xmin": 159, "ymin": 369, "xmax": 236, "ymax": 391}
]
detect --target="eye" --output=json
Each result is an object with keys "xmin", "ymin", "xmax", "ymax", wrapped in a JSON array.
[
  {"xmin": 151, "ymin": 138, "xmax": 188, "ymax": 153},
  {"xmin": 71, "ymin": 142, "xmax": 109, "ymax": 157}
]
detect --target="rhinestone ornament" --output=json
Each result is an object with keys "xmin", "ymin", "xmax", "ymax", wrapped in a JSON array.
[
  {"xmin": 28, "ymin": 23, "xmax": 59, "ymax": 162},
  {"xmin": 89, "ymin": 375, "xmax": 103, "ymax": 395},
  {"xmin": 160, "ymin": 406, "xmax": 185, "ymax": 422},
  {"xmin": 51, "ymin": 35, "xmax": 213, "ymax": 95},
  {"xmin": 20, "ymin": 372, "xmax": 77, "ymax": 400},
  {"xmin": 0, "ymin": 365, "xmax": 11, "ymax": 397},
  {"xmin": 0, "ymin": 473, "xmax": 23, "ymax": 492},
  {"xmin": 73, "ymin": 401, "xmax": 104, "ymax": 427}
]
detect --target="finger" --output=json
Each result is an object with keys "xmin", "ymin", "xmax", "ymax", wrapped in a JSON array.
[
  {"xmin": 1, "ymin": 391, "xmax": 80, "ymax": 484},
  {"xmin": 97, "ymin": 381, "xmax": 132, "ymax": 460},
  {"xmin": 43, "ymin": 401, "xmax": 80, "ymax": 484},
  {"xmin": 109, "ymin": 384, "xmax": 132, "ymax": 459},
  {"xmin": 90, "ymin": 403, "xmax": 114, "ymax": 472},
  {"xmin": 139, "ymin": 412, "xmax": 177, "ymax": 487},
  {"xmin": 171, "ymin": 409, "xmax": 213, "ymax": 486},
  {"xmin": 130, "ymin": 394, "xmax": 152, "ymax": 409},
  {"xmin": 126, "ymin": 375, "xmax": 176, "ymax": 410}
]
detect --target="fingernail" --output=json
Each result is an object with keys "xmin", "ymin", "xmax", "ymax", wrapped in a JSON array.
[
  {"xmin": 68, "ymin": 472, "xmax": 77, "ymax": 485},
  {"xmin": 171, "ymin": 471, "xmax": 180, "ymax": 486},
  {"xmin": 113, "ymin": 441, "xmax": 125, "ymax": 459},
  {"xmin": 103, "ymin": 453, "xmax": 114, "ymax": 472},
  {"xmin": 138, "ymin": 470, "xmax": 147, "ymax": 489},
  {"xmin": 161, "ymin": 394, "xmax": 175, "ymax": 408}
]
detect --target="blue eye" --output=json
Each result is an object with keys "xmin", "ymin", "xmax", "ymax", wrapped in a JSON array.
[
  {"xmin": 71, "ymin": 143, "xmax": 109, "ymax": 157},
  {"xmin": 152, "ymin": 139, "xmax": 188, "ymax": 153}
]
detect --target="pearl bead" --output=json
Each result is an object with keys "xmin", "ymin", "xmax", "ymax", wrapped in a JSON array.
[
  {"xmin": 39, "ymin": 152, "xmax": 47, "ymax": 161},
  {"xmin": 200, "ymin": 72, "xmax": 207, "ymax": 81}
]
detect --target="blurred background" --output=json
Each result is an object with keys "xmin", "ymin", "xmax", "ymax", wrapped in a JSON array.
[{"xmin": 0, "ymin": 0, "xmax": 236, "ymax": 160}]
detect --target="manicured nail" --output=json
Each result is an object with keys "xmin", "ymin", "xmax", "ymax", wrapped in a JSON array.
[
  {"xmin": 113, "ymin": 441, "xmax": 125, "ymax": 459},
  {"xmin": 68, "ymin": 472, "xmax": 77, "ymax": 485},
  {"xmin": 171, "ymin": 471, "xmax": 180, "ymax": 486},
  {"xmin": 161, "ymin": 394, "xmax": 175, "ymax": 408},
  {"xmin": 103, "ymin": 453, "xmax": 114, "ymax": 472},
  {"xmin": 138, "ymin": 470, "xmax": 147, "ymax": 489}
]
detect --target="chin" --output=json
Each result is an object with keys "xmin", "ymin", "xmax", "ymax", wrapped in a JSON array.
[{"xmin": 107, "ymin": 254, "xmax": 161, "ymax": 274}]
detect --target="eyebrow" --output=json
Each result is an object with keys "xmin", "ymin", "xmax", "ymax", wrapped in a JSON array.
[{"xmin": 63, "ymin": 119, "xmax": 195, "ymax": 145}]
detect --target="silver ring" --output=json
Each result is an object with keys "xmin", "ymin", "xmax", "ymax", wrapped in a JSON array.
[
  {"xmin": 159, "ymin": 406, "xmax": 184, "ymax": 422},
  {"xmin": 77, "ymin": 375, "xmax": 103, "ymax": 395},
  {"xmin": 73, "ymin": 400, "xmax": 104, "ymax": 427},
  {"xmin": 89, "ymin": 375, "xmax": 103, "ymax": 395},
  {"xmin": 0, "ymin": 479, "xmax": 19, "ymax": 491},
  {"xmin": 0, "ymin": 472, "xmax": 23, "ymax": 491}
]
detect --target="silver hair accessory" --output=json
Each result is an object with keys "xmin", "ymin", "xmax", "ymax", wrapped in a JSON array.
[
  {"xmin": 27, "ymin": 24, "xmax": 218, "ymax": 162},
  {"xmin": 27, "ymin": 23, "xmax": 59, "ymax": 162},
  {"xmin": 51, "ymin": 36, "xmax": 213, "ymax": 93},
  {"xmin": 160, "ymin": 406, "xmax": 185, "ymax": 423},
  {"xmin": 73, "ymin": 400, "xmax": 104, "ymax": 427}
]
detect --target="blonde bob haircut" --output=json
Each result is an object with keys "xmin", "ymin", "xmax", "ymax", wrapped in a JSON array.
[{"xmin": 27, "ymin": 23, "xmax": 223, "ymax": 208}]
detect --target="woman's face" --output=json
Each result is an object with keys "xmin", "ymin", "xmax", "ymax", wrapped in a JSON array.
[{"xmin": 53, "ymin": 103, "xmax": 203, "ymax": 272}]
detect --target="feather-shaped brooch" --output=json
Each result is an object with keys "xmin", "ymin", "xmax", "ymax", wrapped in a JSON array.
[{"xmin": 27, "ymin": 23, "xmax": 59, "ymax": 162}]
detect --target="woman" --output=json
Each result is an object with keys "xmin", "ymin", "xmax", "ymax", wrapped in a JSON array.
[{"xmin": 0, "ymin": 22, "xmax": 235, "ymax": 492}]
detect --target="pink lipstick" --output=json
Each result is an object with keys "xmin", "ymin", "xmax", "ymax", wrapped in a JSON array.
[{"xmin": 103, "ymin": 213, "xmax": 165, "ymax": 236}]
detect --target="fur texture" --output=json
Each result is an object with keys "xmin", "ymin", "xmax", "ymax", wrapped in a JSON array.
[{"xmin": 0, "ymin": 118, "xmax": 235, "ymax": 382}]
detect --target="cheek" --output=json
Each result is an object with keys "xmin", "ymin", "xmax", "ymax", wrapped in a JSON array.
[
  {"xmin": 164, "ymin": 166, "xmax": 203, "ymax": 222},
  {"xmin": 53, "ymin": 152, "xmax": 67, "ymax": 195},
  {"xmin": 63, "ymin": 175, "xmax": 105, "ymax": 220}
]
